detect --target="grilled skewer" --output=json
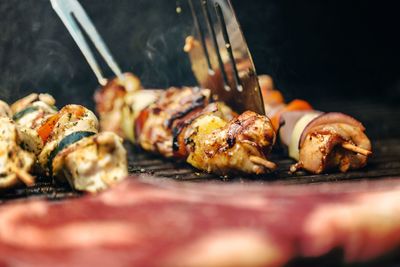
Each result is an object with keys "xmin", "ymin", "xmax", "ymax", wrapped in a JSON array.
[
  {"xmin": 37, "ymin": 104, "xmax": 128, "ymax": 192},
  {"xmin": 259, "ymin": 75, "xmax": 372, "ymax": 174},
  {"xmin": 0, "ymin": 95, "xmax": 56, "ymax": 189},
  {"xmin": 0, "ymin": 93, "xmax": 128, "ymax": 192},
  {"xmin": 95, "ymin": 74, "xmax": 277, "ymax": 175}
]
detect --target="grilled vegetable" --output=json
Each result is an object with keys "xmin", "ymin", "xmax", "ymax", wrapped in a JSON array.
[
  {"xmin": 0, "ymin": 93, "xmax": 128, "ymax": 192},
  {"xmin": 94, "ymin": 73, "xmax": 141, "ymax": 137},
  {"xmin": 47, "ymin": 131, "xmax": 96, "ymax": 174},
  {"xmin": 12, "ymin": 106, "xmax": 39, "ymax": 121},
  {"xmin": 121, "ymin": 89, "xmax": 161, "ymax": 142},
  {"xmin": 39, "ymin": 105, "xmax": 98, "ymax": 172},
  {"xmin": 270, "ymin": 99, "xmax": 313, "ymax": 131},
  {"xmin": 11, "ymin": 94, "xmax": 58, "ymax": 154}
]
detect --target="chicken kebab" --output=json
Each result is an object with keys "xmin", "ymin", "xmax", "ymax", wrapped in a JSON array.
[
  {"xmin": 0, "ymin": 93, "xmax": 128, "ymax": 192},
  {"xmin": 0, "ymin": 100, "xmax": 36, "ymax": 189},
  {"xmin": 259, "ymin": 75, "xmax": 372, "ymax": 174},
  {"xmin": 95, "ymin": 73, "xmax": 277, "ymax": 175}
]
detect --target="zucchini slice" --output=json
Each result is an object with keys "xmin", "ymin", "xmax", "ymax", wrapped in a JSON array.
[
  {"xmin": 47, "ymin": 131, "xmax": 96, "ymax": 174},
  {"xmin": 12, "ymin": 106, "xmax": 39, "ymax": 121}
]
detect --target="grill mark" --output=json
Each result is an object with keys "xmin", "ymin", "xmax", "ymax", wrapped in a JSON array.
[
  {"xmin": 226, "ymin": 113, "xmax": 269, "ymax": 154},
  {"xmin": 171, "ymin": 108, "xmax": 205, "ymax": 155},
  {"xmin": 165, "ymin": 94, "xmax": 206, "ymax": 129},
  {"xmin": 172, "ymin": 103, "xmax": 219, "ymax": 155}
]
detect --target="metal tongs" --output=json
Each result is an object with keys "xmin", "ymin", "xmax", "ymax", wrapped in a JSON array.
[
  {"xmin": 184, "ymin": 0, "xmax": 265, "ymax": 114},
  {"xmin": 50, "ymin": 0, "xmax": 124, "ymax": 86}
]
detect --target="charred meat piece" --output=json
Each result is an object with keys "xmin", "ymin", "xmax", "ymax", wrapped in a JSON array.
[
  {"xmin": 260, "ymin": 76, "xmax": 372, "ymax": 174},
  {"xmin": 136, "ymin": 87, "xmax": 212, "ymax": 157},
  {"xmin": 171, "ymin": 102, "xmax": 236, "ymax": 159}
]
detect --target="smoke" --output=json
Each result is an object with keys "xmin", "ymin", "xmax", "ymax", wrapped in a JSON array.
[
  {"xmin": 0, "ymin": 0, "xmax": 200, "ymax": 107},
  {"xmin": 138, "ymin": 1, "xmax": 197, "ymax": 89},
  {"xmin": 140, "ymin": 25, "xmax": 196, "ymax": 89},
  {"xmin": 0, "ymin": 0, "xmax": 92, "ymax": 107}
]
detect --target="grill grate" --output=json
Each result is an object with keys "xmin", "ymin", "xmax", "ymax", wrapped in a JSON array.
[
  {"xmin": 1, "ymin": 100, "xmax": 400, "ymax": 202},
  {"xmin": 128, "ymin": 138, "xmax": 400, "ymax": 184}
]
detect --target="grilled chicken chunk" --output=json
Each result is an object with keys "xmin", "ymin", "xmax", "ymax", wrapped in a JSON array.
[
  {"xmin": 186, "ymin": 111, "xmax": 276, "ymax": 175},
  {"xmin": 11, "ymin": 93, "xmax": 58, "ymax": 154},
  {"xmin": 0, "ymin": 117, "xmax": 35, "ymax": 189},
  {"xmin": 292, "ymin": 113, "xmax": 372, "ymax": 174},
  {"xmin": 52, "ymin": 131, "xmax": 127, "ymax": 193},
  {"xmin": 136, "ymin": 87, "xmax": 212, "ymax": 157},
  {"xmin": 38, "ymin": 104, "xmax": 127, "ymax": 192},
  {"xmin": 38, "ymin": 104, "xmax": 99, "ymax": 170}
]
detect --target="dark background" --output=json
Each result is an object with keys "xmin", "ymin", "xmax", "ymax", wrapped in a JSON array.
[{"xmin": 0, "ymin": 0, "xmax": 400, "ymax": 109}]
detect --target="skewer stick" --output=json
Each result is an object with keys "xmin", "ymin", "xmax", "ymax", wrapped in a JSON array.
[
  {"xmin": 342, "ymin": 143, "xmax": 372, "ymax": 156},
  {"xmin": 250, "ymin": 156, "xmax": 277, "ymax": 170},
  {"xmin": 9, "ymin": 163, "xmax": 35, "ymax": 187}
]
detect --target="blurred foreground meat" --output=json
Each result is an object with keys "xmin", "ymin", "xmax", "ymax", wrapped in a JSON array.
[{"xmin": 0, "ymin": 177, "xmax": 399, "ymax": 267}]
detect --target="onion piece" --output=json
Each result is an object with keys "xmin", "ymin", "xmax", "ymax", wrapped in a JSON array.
[
  {"xmin": 279, "ymin": 111, "xmax": 318, "ymax": 147},
  {"xmin": 269, "ymin": 99, "xmax": 313, "ymax": 131},
  {"xmin": 122, "ymin": 90, "xmax": 160, "ymax": 142},
  {"xmin": 289, "ymin": 112, "xmax": 323, "ymax": 161},
  {"xmin": 299, "ymin": 112, "xmax": 365, "ymax": 148}
]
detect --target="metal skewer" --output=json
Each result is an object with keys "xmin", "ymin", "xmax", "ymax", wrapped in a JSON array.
[{"xmin": 50, "ymin": 0, "xmax": 124, "ymax": 85}]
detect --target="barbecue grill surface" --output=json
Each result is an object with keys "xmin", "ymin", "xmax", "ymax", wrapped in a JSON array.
[{"xmin": 1, "ymin": 99, "xmax": 399, "ymax": 202}]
